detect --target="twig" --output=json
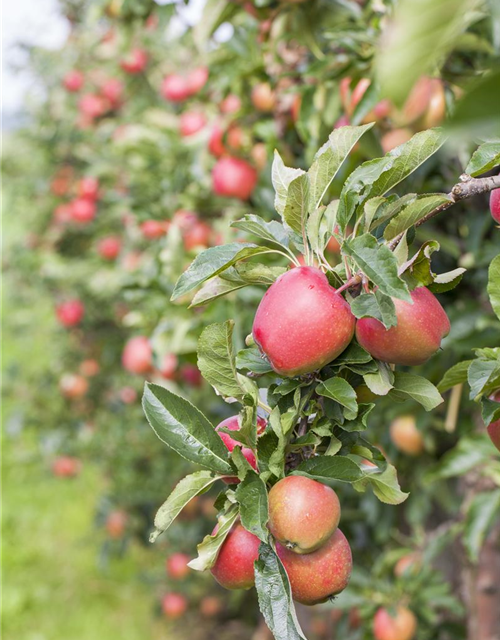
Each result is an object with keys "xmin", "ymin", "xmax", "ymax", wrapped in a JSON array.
[{"xmin": 445, "ymin": 384, "xmax": 463, "ymax": 433}]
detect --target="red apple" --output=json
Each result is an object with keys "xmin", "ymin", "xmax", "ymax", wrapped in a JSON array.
[
  {"xmin": 79, "ymin": 359, "xmax": 100, "ymax": 377},
  {"xmin": 140, "ymin": 219, "xmax": 167, "ymax": 239},
  {"xmin": 172, "ymin": 210, "xmax": 198, "ymax": 230},
  {"xmin": 122, "ymin": 336, "xmax": 152, "ymax": 374},
  {"xmin": 394, "ymin": 553, "xmax": 422, "ymax": 578},
  {"xmin": 251, "ymin": 82, "xmax": 276, "ymax": 112},
  {"xmin": 390, "ymin": 416, "xmax": 424, "ymax": 456},
  {"xmin": 381, "ymin": 128, "xmax": 413, "ymax": 153},
  {"xmin": 179, "ymin": 364, "xmax": 203, "ymax": 387},
  {"xmin": 166, "ymin": 553, "xmax": 190, "ymax": 579},
  {"xmin": 216, "ymin": 415, "xmax": 264, "ymax": 482},
  {"xmin": 100, "ymin": 78, "xmax": 124, "ymax": 106},
  {"xmin": 60, "ymin": 373, "xmax": 89, "ymax": 399},
  {"xmin": 78, "ymin": 176, "xmax": 100, "ymax": 200},
  {"xmin": 71, "ymin": 198, "xmax": 97, "ymax": 224},
  {"xmin": 179, "ymin": 111, "xmax": 206, "ymax": 137},
  {"xmin": 78, "ymin": 93, "xmax": 107, "ymax": 119},
  {"xmin": 252, "ymin": 266, "xmax": 355, "ymax": 376},
  {"xmin": 356, "ymin": 286, "xmax": 450, "ymax": 366},
  {"xmin": 161, "ymin": 74, "xmax": 191, "ymax": 102},
  {"xmin": 106, "ymin": 510, "xmax": 128, "ymax": 538},
  {"xmin": 52, "ymin": 456, "xmax": 82, "ymax": 478},
  {"xmin": 373, "ymin": 606, "xmax": 417, "ymax": 640},
  {"xmin": 162, "ymin": 593, "xmax": 188, "ymax": 619},
  {"xmin": 220, "ymin": 94, "xmax": 241, "ymax": 114},
  {"xmin": 208, "ymin": 124, "xmax": 226, "ymax": 157},
  {"xmin": 251, "ymin": 143, "xmax": 267, "ymax": 170},
  {"xmin": 186, "ymin": 67, "xmax": 209, "ymax": 95},
  {"xmin": 97, "ymin": 235, "xmax": 121, "ymax": 260},
  {"xmin": 56, "ymin": 300, "xmax": 84, "ymax": 327},
  {"xmin": 490, "ymin": 185, "xmax": 500, "ymax": 224},
  {"xmin": 119, "ymin": 386, "xmax": 138, "ymax": 404},
  {"xmin": 120, "ymin": 48, "xmax": 148, "ymax": 74},
  {"xmin": 159, "ymin": 353, "xmax": 178, "ymax": 380},
  {"xmin": 199, "ymin": 596, "xmax": 222, "ymax": 617},
  {"xmin": 63, "ymin": 70, "xmax": 84, "ymax": 92},
  {"xmin": 211, "ymin": 522, "xmax": 260, "ymax": 589},
  {"xmin": 212, "ymin": 156, "xmax": 257, "ymax": 200},
  {"xmin": 183, "ymin": 221, "xmax": 212, "ymax": 251}
]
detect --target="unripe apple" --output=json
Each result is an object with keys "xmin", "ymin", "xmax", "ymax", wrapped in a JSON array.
[
  {"xmin": 63, "ymin": 70, "xmax": 84, "ymax": 92},
  {"xmin": 220, "ymin": 94, "xmax": 241, "ymax": 114},
  {"xmin": 216, "ymin": 415, "xmax": 263, "ymax": 483},
  {"xmin": 120, "ymin": 48, "xmax": 148, "ymax": 74},
  {"xmin": 183, "ymin": 221, "xmax": 212, "ymax": 251},
  {"xmin": 97, "ymin": 236, "xmax": 122, "ymax": 260},
  {"xmin": 251, "ymin": 83, "xmax": 276, "ymax": 112},
  {"xmin": 60, "ymin": 373, "xmax": 89, "ymax": 399},
  {"xmin": 106, "ymin": 509, "xmax": 128, "ymax": 538},
  {"xmin": 390, "ymin": 416, "xmax": 424, "ymax": 456},
  {"xmin": 159, "ymin": 353, "xmax": 178, "ymax": 380},
  {"xmin": 179, "ymin": 111, "xmax": 207, "ymax": 137},
  {"xmin": 187, "ymin": 67, "xmax": 209, "ymax": 95},
  {"xmin": 100, "ymin": 78, "xmax": 124, "ymax": 106},
  {"xmin": 78, "ymin": 176, "xmax": 100, "ymax": 200},
  {"xmin": 268, "ymin": 476, "xmax": 341, "ymax": 553},
  {"xmin": 212, "ymin": 157, "xmax": 257, "ymax": 200},
  {"xmin": 179, "ymin": 363, "xmax": 203, "ymax": 387},
  {"xmin": 56, "ymin": 299, "xmax": 84, "ymax": 327},
  {"xmin": 486, "ymin": 391, "xmax": 500, "ymax": 451},
  {"xmin": 162, "ymin": 592, "xmax": 188, "ymax": 619},
  {"xmin": 122, "ymin": 336, "xmax": 152, "ymax": 374},
  {"xmin": 373, "ymin": 606, "xmax": 417, "ymax": 640},
  {"xmin": 381, "ymin": 128, "xmax": 413, "ymax": 154},
  {"xmin": 356, "ymin": 286, "xmax": 450, "ymax": 366},
  {"xmin": 166, "ymin": 552, "xmax": 190, "ymax": 579},
  {"xmin": 119, "ymin": 386, "xmax": 137, "ymax": 404},
  {"xmin": 140, "ymin": 219, "xmax": 167, "ymax": 239},
  {"xmin": 199, "ymin": 595, "xmax": 222, "ymax": 617},
  {"xmin": 71, "ymin": 198, "xmax": 97, "ymax": 224},
  {"xmin": 276, "ymin": 529, "xmax": 352, "ymax": 605},
  {"xmin": 80, "ymin": 359, "xmax": 100, "ymax": 377},
  {"xmin": 78, "ymin": 93, "xmax": 107, "ymax": 119},
  {"xmin": 253, "ymin": 267, "xmax": 355, "ymax": 376},
  {"xmin": 211, "ymin": 522, "xmax": 260, "ymax": 589},
  {"xmin": 161, "ymin": 74, "xmax": 191, "ymax": 102},
  {"xmin": 52, "ymin": 456, "xmax": 82, "ymax": 478},
  {"xmin": 490, "ymin": 186, "xmax": 500, "ymax": 224}
]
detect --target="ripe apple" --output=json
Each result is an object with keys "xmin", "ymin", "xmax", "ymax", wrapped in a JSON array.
[
  {"xmin": 78, "ymin": 93, "xmax": 107, "ymax": 119},
  {"xmin": 187, "ymin": 67, "xmax": 209, "ymax": 95},
  {"xmin": 179, "ymin": 111, "xmax": 206, "ymax": 137},
  {"xmin": 251, "ymin": 143, "xmax": 267, "ymax": 170},
  {"xmin": 120, "ymin": 48, "xmax": 148, "ymax": 74},
  {"xmin": 252, "ymin": 266, "xmax": 355, "ymax": 376},
  {"xmin": 52, "ymin": 456, "xmax": 82, "ymax": 478},
  {"xmin": 140, "ymin": 219, "xmax": 167, "ymax": 239},
  {"xmin": 373, "ymin": 606, "xmax": 417, "ymax": 640},
  {"xmin": 78, "ymin": 176, "xmax": 100, "ymax": 200},
  {"xmin": 211, "ymin": 522, "xmax": 261, "ymax": 589},
  {"xmin": 268, "ymin": 476, "xmax": 341, "ymax": 554},
  {"xmin": 97, "ymin": 236, "xmax": 122, "ymax": 260},
  {"xmin": 53, "ymin": 204, "xmax": 72, "ymax": 224},
  {"xmin": 394, "ymin": 552, "xmax": 422, "ymax": 577},
  {"xmin": 490, "ymin": 186, "xmax": 500, "ymax": 224},
  {"xmin": 122, "ymin": 336, "xmax": 152, "ymax": 374},
  {"xmin": 334, "ymin": 114, "xmax": 350, "ymax": 129},
  {"xmin": 356, "ymin": 286, "xmax": 450, "ymax": 366},
  {"xmin": 79, "ymin": 359, "xmax": 100, "ymax": 377},
  {"xmin": 208, "ymin": 124, "xmax": 226, "ymax": 157},
  {"xmin": 166, "ymin": 553, "xmax": 190, "ymax": 579},
  {"xmin": 63, "ymin": 70, "xmax": 84, "ymax": 92},
  {"xmin": 159, "ymin": 353, "xmax": 178, "ymax": 380},
  {"xmin": 276, "ymin": 529, "xmax": 352, "ymax": 605},
  {"xmin": 220, "ymin": 94, "xmax": 241, "ymax": 114},
  {"xmin": 119, "ymin": 386, "xmax": 137, "ymax": 404},
  {"xmin": 60, "ymin": 373, "xmax": 89, "ymax": 399},
  {"xmin": 100, "ymin": 78, "xmax": 124, "ymax": 107},
  {"xmin": 212, "ymin": 156, "xmax": 257, "ymax": 200},
  {"xmin": 106, "ymin": 510, "xmax": 128, "ymax": 538},
  {"xmin": 179, "ymin": 364, "xmax": 203, "ymax": 387},
  {"xmin": 162, "ymin": 592, "xmax": 188, "ymax": 619},
  {"xmin": 161, "ymin": 74, "xmax": 191, "ymax": 102},
  {"xmin": 172, "ymin": 209, "xmax": 198, "ymax": 230},
  {"xmin": 390, "ymin": 416, "xmax": 424, "ymax": 456},
  {"xmin": 381, "ymin": 128, "xmax": 413, "ymax": 153},
  {"xmin": 403, "ymin": 76, "xmax": 446, "ymax": 129},
  {"xmin": 251, "ymin": 82, "xmax": 276, "ymax": 112},
  {"xmin": 199, "ymin": 595, "xmax": 222, "ymax": 617},
  {"xmin": 56, "ymin": 299, "xmax": 84, "ymax": 327},
  {"xmin": 216, "ymin": 415, "xmax": 265, "ymax": 482},
  {"xmin": 71, "ymin": 198, "xmax": 97, "ymax": 224},
  {"xmin": 183, "ymin": 221, "xmax": 212, "ymax": 251}
]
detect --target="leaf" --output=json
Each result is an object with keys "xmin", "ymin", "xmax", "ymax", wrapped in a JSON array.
[
  {"xmin": 353, "ymin": 464, "xmax": 409, "ymax": 505},
  {"xmin": 364, "ymin": 361, "xmax": 394, "ymax": 396},
  {"xmin": 237, "ymin": 346, "xmax": 274, "ymax": 375},
  {"xmin": 188, "ymin": 504, "xmax": 239, "ymax": 571},
  {"xmin": 234, "ymin": 263, "xmax": 288, "ymax": 285},
  {"xmin": 488, "ymin": 254, "xmax": 500, "ymax": 321},
  {"xmin": 293, "ymin": 456, "xmax": 364, "ymax": 485},
  {"xmin": 438, "ymin": 361, "xmax": 473, "ymax": 392},
  {"xmin": 235, "ymin": 471, "xmax": 269, "ymax": 542},
  {"xmin": 375, "ymin": 0, "xmax": 481, "ymax": 106},
  {"xmin": 283, "ymin": 173, "xmax": 310, "ymax": 236},
  {"xmin": 172, "ymin": 243, "xmax": 271, "ymax": 300},
  {"xmin": 308, "ymin": 124, "xmax": 374, "ymax": 211},
  {"xmin": 316, "ymin": 377, "xmax": 358, "ymax": 420},
  {"xmin": 447, "ymin": 69, "xmax": 500, "ymax": 137},
  {"xmin": 198, "ymin": 320, "xmax": 245, "ymax": 400},
  {"xmin": 343, "ymin": 234, "xmax": 411, "ymax": 301},
  {"xmin": 463, "ymin": 490, "xmax": 500, "ymax": 562},
  {"xmin": 466, "ymin": 141, "xmax": 500, "ymax": 176},
  {"xmin": 468, "ymin": 358, "xmax": 500, "ymax": 400},
  {"xmin": 142, "ymin": 383, "xmax": 233, "ymax": 475},
  {"xmin": 390, "ymin": 372, "xmax": 443, "ymax": 411},
  {"xmin": 350, "ymin": 291, "xmax": 397, "ymax": 329},
  {"xmin": 428, "ymin": 268, "xmax": 466, "ymax": 294},
  {"xmin": 272, "ymin": 151, "xmax": 306, "ymax": 218},
  {"xmin": 384, "ymin": 194, "xmax": 452, "ymax": 240},
  {"xmin": 333, "ymin": 342, "xmax": 373, "ymax": 365},
  {"xmin": 190, "ymin": 276, "xmax": 246, "ymax": 307},
  {"xmin": 150, "ymin": 471, "xmax": 220, "ymax": 543},
  {"xmin": 399, "ymin": 240, "xmax": 441, "ymax": 289},
  {"xmin": 193, "ymin": 0, "xmax": 238, "ymax": 50},
  {"xmin": 231, "ymin": 214, "xmax": 291, "ymax": 250},
  {"xmin": 254, "ymin": 544, "xmax": 307, "ymax": 640},
  {"xmin": 425, "ymin": 435, "xmax": 498, "ymax": 481}
]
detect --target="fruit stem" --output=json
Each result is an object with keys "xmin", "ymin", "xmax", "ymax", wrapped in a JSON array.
[{"xmin": 258, "ymin": 400, "xmax": 273, "ymax": 414}]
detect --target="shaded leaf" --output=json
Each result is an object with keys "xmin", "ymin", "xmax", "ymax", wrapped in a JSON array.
[{"xmin": 235, "ymin": 471, "xmax": 269, "ymax": 542}]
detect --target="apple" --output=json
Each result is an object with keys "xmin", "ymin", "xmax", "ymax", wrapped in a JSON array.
[
  {"xmin": 403, "ymin": 76, "xmax": 446, "ymax": 129},
  {"xmin": 381, "ymin": 128, "xmax": 413, "ymax": 153},
  {"xmin": 490, "ymin": 186, "xmax": 500, "ymax": 224},
  {"xmin": 251, "ymin": 143, "xmax": 267, "ymax": 170},
  {"xmin": 79, "ymin": 359, "xmax": 100, "ymax": 377},
  {"xmin": 161, "ymin": 74, "xmax": 191, "ymax": 102},
  {"xmin": 106, "ymin": 510, "xmax": 128, "ymax": 538},
  {"xmin": 373, "ymin": 606, "xmax": 417, "ymax": 640},
  {"xmin": 211, "ymin": 522, "xmax": 260, "ymax": 589},
  {"xmin": 140, "ymin": 219, "xmax": 167, "ymax": 239},
  {"xmin": 276, "ymin": 529, "xmax": 352, "ymax": 605},
  {"xmin": 187, "ymin": 67, "xmax": 209, "ymax": 95},
  {"xmin": 52, "ymin": 456, "xmax": 82, "ymax": 478},
  {"xmin": 166, "ymin": 553, "xmax": 190, "ymax": 579},
  {"xmin": 179, "ymin": 364, "xmax": 203, "ymax": 387},
  {"xmin": 50, "ymin": 166, "xmax": 73, "ymax": 196},
  {"xmin": 183, "ymin": 221, "xmax": 212, "ymax": 251},
  {"xmin": 60, "ymin": 373, "xmax": 89, "ymax": 399},
  {"xmin": 63, "ymin": 70, "xmax": 84, "ymax": 92},
  {"xmin": 356, "ymin": 286, "xmax": 450, "ymax": 366},
  {"xmin": 120, "ymin": 48, "xmax": 148, "ymax": 74},
  {"xmin": 162, "ymin": 593, "xmax": 188, "ymax": 619},
  {"xmin": 53, "ymin": 204, "xmax": 72, "ymax": 224},
  {"xmin": 268, "ymin": 476, "xmax": 341, "ymax": 554},
  {"xmin": 252, "ymin": 266, "xmax": 355, "ymax": 376},
  {"xmin": 179, "ymin": 111, "xmax": 206, "ymax": 137},
  {"xmin": 390, "ymin": 416, "xmax": 424, "ymax": 456},
  {"xmin": 251, "ymin": 82, "xmax": 276, "ymax": 112},
  {"xmin": 159, "ymin": 353, "xmax": 178, "ymax": 380},
  {"xmin": 100, "ymin": 78, "xmax": 124, "ymax": 107},
  {"xmin": 119, "ymin": 386, "xmax": 137, "ymax": 404},
  {"xmin": 220, "ymin": 94, "xmax": 241, "ymax": 114},
  {"xmin": 216, "ymin": 415, "xmax": 265, "ymax": 483},
  {"xmin": 208, "ymin": 124, "xmax": 226, "ymax": 157},
  {"xmin": 199, "ymin": 596, "xmax": 222, "ymax": 617},
  {"xmin": 78, "ymin": 93, "xmax": 107, "ymax": 119},
  {"xmin": 71, "ymin": 198, "xmax": 97, "ymax": 224},
  {"xmin": 97, "ymin": 236, "xmax": 122, "ymax": 260},
  {"xmin": 122, "ymin": 336, "xmax": 152, "ymax": 374},
  {"xmin": 172, "ymin": 209, "xmax": 198, "ymax": 230},
  {"xmin": 78, "ymin": 176, "xmax": 100, "ymax": 200},
  {"xmin": 56, "ymin": 299, "xmax": 84, "ymax": 327},
  {"xmin": 394, "ymin": 552, "xmax": 422, "ymax": 578},
  {"xmin": 212, "ymin": 156, "xmax": 257, "ymax": 200}
]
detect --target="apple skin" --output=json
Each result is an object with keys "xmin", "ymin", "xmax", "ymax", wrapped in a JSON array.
[
  {"xmin": 52, "ymin": 456, "xmax": 82, "ymax": 478},
  {"xmin": 161, "ymin": 74, "xmax": 191, "ymax": 102},
  {"xmin": 186, "ymin": 67, "xmax": 209, "ymax": 95},
  {"xmin": 268, "ymin": 476, "xmax": 341, "ymax": 554},
  {"xmin": 162, "ymin": 592, "xmax": 188, "ymax": 619},
  {"xmin": 71, "ymin": 198, "xmax": 97, "ymax": 224},
  {"xmin": 63, "ymin": 70, "xmax": 84, "ymax": 92},
  {"xmin": 106, "ymin": 510, "xmax": 128, "ymax": 538},
  {"xmin": 373, "ymin": 606, "xmax": 417, "ymax": 640},
  {"xmin": 140, "ymin": 219, "xmax": 167, "ymax": 239},
  {"xmin": 100, "ymin": 78, "xmax": 124, "ymax": 106},
  {"xmin": 276, "ymin": 528, "xmax": 352, "ymax": 605},
  {"xmin": 208, "ymin": 124, "xmax": 226, "ymax": 157},
  {"xmin": 179, "ymin": 111, "xmax": 206, "ymax": 137},
  {"xmin": 60, "ymin": 373, "xmax": 89, "ymax": 399},
  {"xmin": 381, "ymin": 128, "xmax": 413, "ymax": 153},
  {"xmin": 78, "ymin": 176, "xmax": 100, "ymax": 200},
  {"xmin": 211, "ymin": 523, "xmax": 261, "ymax": 590},
  {"xmin": 252, "ymin": 267, "xmax": 355, "ymax": 377},
  {"xmin": 119, "ymin": 386, "xmax": 137, "ymax": 404},
  {"xmin": 166, "ymin": 552, "xmax": 190, "ymax": 579},
  {"xmin": 251, "ymin": 83, "xmax": 276, "ymax": 112},
  {"xmin": 179, "ymin": 364, "xmax": 203, "ymax": 387},
  {"xmin": 97, "ymin": 236, "xmax": 121, "ymax": 260},
  {"xmin": 56, "ymin": 300, "xmax": 84, "ymax": 327},
  {"xmin": 120, "ymin": 48, "xmax": 148, "ymax": 74},
  {"xmin": 490, "ymin": 187, "xmax": 500, "ymax": 224},
  {"xmin": 78, "ymin": 93, "xmax": 107, "ymax": 119},
  {"xmin": 220, "ymin": 94, "xmax": 241, "ymax": 114},
  {"xmin": 394, "ymin": 552, "xmax": 422, "ymax": 578},
  {"xmin": 356, "ymin": 287, "xmax": 450, "ymax": 366},
  {"xmin": 122, "ymin": 336, "xmax": 152, "ymax": 374},
  {"xmin": 390, "ymin": 416, "xmax": 424, "ymax": 456},
  {"xmin": 212, "ymin": 157, "xmax": 257, "ymax": 200},
  {"xmin": 215, "ymin": 415, "xmax": 266, "ymax": 483},
  {"xmin": 183, "ymin": 221, "xmax": 212, "ymax": 250},
  {"xmin": 80, "ymin": 359, "xmax": 100, "ymax": 377},
  {"xmin": 159, "ymin": 353, "xmax": 178, "ymax": 380},
  {"xmin": 199, "ymin": 595, "xmax": 222, "ymax": 617}
]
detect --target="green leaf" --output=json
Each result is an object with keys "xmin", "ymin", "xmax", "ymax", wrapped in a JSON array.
[
  {"xmin": 150, "ymin": 471, "xmax": 220, "ymax": 543},
  {"xmin": 463, "ymin": 490, "xmax": 500, "ymax": 562},
  {"xmin": 254, "ymin": 544, "xmax": 307, "ymax": 640},
  {"xmin": 466, "ymin": 141, "xmax": 500, "ymax": 177},
  {"xmin": 198, "ymin": 320, "xmax": 245, "ymax": 400},
  {"xmin": 353, "ymin": 464, "xmax": 409, "ymax": 505},
  {"xmin": 333, "ymin": 342, "xmax": 373, "ymax": 365},
  {"xmin": 375, "ymin": 0, "xmax": 481, "ymax": 106},
  {"xmin": 142, "ymin": 383, "xmax": 233, "ymax": 475},
  {"xmin": 384, "ymin": 194, "xmax": 452, "ymax": 240},
  {"xmin": 438, "ymin": 360, "xmax": 473, "ymax": 392},
  {"xmin": 350, "ymin": 291, "xmax": 397, "ymax": 329},
  {"xmin": 190, "ymin": 276, "xmax": 246, "ymax": 307},
  {"xmin": 293, "ymin": 456, "xmax": 364, "ymax": 485},
  {"xmin": 272, "ymin": 151, "xmax": 306, "ymax": 218},
  {"xmin": 390, "ymin": 372, "xmax": 443, "ymax": 411},
  {"xmin": 425, "ymin": 435, "xmax": 498, "ymax": 481},
  {"xmin": 235, "ymin": 471, "xmax": 269, "ymax": 542},
  {"xmin": 399, "ymin": 240, "xmax": 441, "ymax": 289},
  {"xmin": 308, "ymin": 124, "xmax": 374, "ymax": 211},
  {"xmin": 488, "ymin": 254, "xmax": 500, "ymax": 321},
  {"xmin": 231, "ymin": 214, "xmax": 291, "ymax": 250},
  {"xmin": 481, "ymin": 398, "xmax": 500, "ymax": 427},
  {"xmin": 316, "ymin": 377, "xmax": 358, "ymax": 420},
  {"xmin": 172, "ymin": 243, "xmax": 270, "ymax": 300},
  {"xmin": 193, "ymin": 0, "xmax": 238, "ymax": 50},
  {"xmin": 188, "ymin": 503, "xmax": 239, "ymax": 571},
  {"xmin": 237, "ymin": 346, "xmax": 274, "ymax": 375},
  {"xmin": 447, "ymin": 69, "xmax": 500, "ymax": 137},
  {"xmin": 468, "ymin": 359, "xmax": 500, "ymax": 400},
  {"xmin": 343, "ymin": 234, "xmax": 411, "ymax": 301},
  {"xmin": 428, "ymin": 268, "xmax": 466, "ymax": 294},
  {"xmin": 234, "ymin": 263, "xmax": 288, "ymax": 285},
  {"xmin": 364, "ymin": 361, "xmax": 394, "ymax": 396},
  {"xmin": 283, "ymin": 173, "xmax": 310, "ymax": 236}
]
